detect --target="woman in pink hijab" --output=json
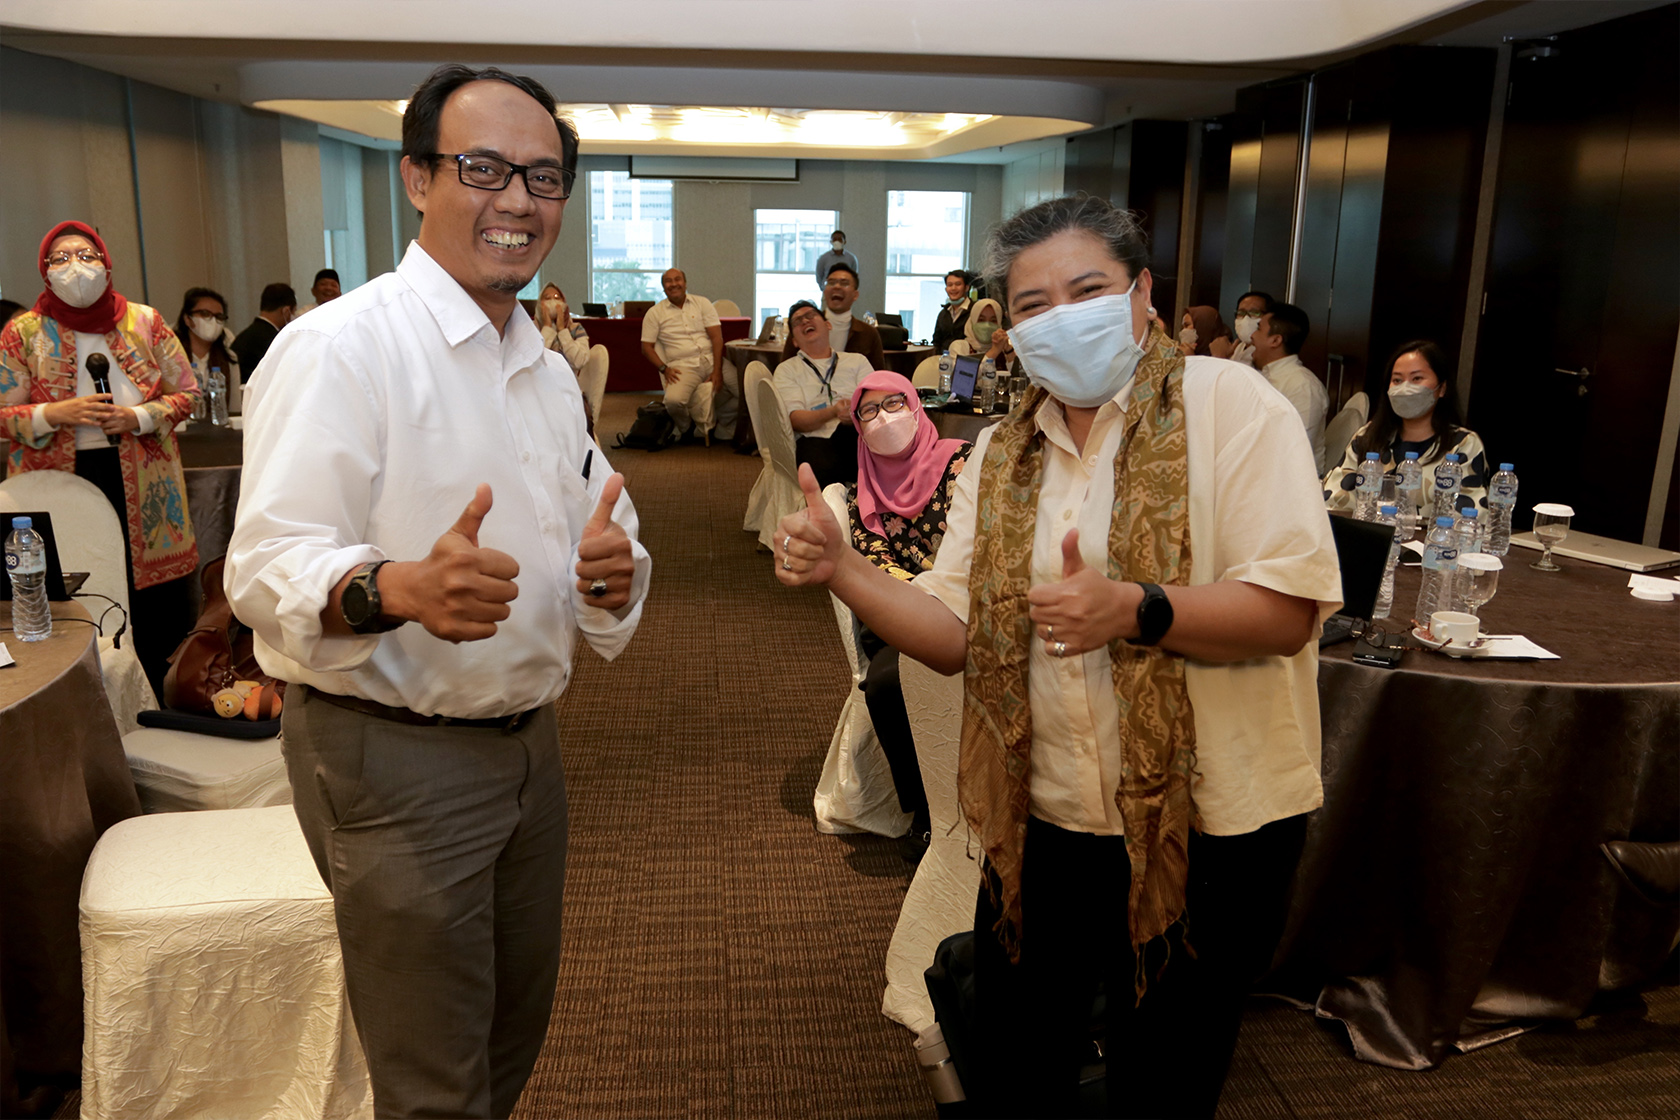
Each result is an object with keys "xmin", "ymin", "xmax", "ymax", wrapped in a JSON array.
[{"xmin": 847, "ymin": 369, "xmax": 970, "ymax": 859}]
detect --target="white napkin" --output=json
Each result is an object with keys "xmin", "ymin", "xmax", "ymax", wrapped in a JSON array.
[
  {"xmin": 1478, "ymin": 634, "xmax": 1559, "ymax": 660},
  {"xmin": 1627, "ymin": 573, "xmax": 1680, "ymax": 596},
  {"xmin": 0, "ymin": 642, "xmax": 14, "ymax": 668}
]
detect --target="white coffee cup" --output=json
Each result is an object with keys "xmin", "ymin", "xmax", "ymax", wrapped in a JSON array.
[{"xmin": 1430, "ymin": 611, "xmax": 1480, "ymax": 644}]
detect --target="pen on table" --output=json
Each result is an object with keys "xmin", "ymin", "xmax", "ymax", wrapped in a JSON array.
[{"xmin": 581, "ymin": 449, "xmax": 593, "ymax": 481}]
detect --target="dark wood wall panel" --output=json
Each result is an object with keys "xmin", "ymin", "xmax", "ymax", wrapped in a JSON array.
[{"xmin": 1190, "ymin": 120, "xmax": 1231, "ymax": 314}]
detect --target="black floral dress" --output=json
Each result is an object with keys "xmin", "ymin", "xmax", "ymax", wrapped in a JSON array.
[{"xmin": 847, "ymin": 447, "xmax": 971, "ymax": 580}]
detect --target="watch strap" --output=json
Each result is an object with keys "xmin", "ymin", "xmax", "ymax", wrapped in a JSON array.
[{"xmin": 1127, "ymin": 582, "xmax": 1173, "ymax": 647}]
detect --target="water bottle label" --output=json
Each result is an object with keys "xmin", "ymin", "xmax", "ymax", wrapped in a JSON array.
[{"xmin": 3, "ymin": 551, "xmax": 15, "ymax": 572}]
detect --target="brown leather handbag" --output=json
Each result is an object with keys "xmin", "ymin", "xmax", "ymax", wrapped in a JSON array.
[{"xmin": 162, "ymin": 556, "xmax": 285, "ymax": 713}]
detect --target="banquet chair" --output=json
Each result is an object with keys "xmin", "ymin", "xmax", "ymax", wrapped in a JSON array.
[
  {"xmin": 882, "ymin": 655, "xmax": 979, "ymax": 1035},
  {"xmin": 742, "ymin": 364, "xmax": 802, "ymax": 550},
  {"xmin": 0, "ymin": 471, "xmax": 155, "ymax": 733},
  {"xmin": 80, "ymin": 805, "xmax": 372, "ymax": 1120},
  {"xmin": 121, "ymin": 725, "xmax": 290, "ymax": 812},
  {"xmin": 1321, "ymin": 391, "xmax": 1369, "ymax": 474},
  {"xmin": 713, "ymin": 298, "xmax": 742, "ymax": 317},
  {"xmin": 811, "ymin": 482, "xmax": 912, "ymax": 839},
  {"xmin": 911, "ymin": 356, "xmax": 943, "ymax": 390},
  {"xmin": 577, "ymin": 343, "xmax": 609, "ymax": 432}
]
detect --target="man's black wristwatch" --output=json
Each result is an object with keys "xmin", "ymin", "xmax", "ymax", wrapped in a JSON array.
[
  {"xmin": 341, "ymin": 560, "xmax": 404, "ymax": 634},
  {"xmin": 1127, "ymin": 582, "xmax": 1174, "ymax": 647}
]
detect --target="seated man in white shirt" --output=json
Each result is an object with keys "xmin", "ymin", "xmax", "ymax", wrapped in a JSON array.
[
  {"xmin": 640, "ymin": 268, "xmax": 724, "ymax": 443},
  {"xmin": 1250, "ymin": 301, "xmax": 1329, "ymax": 473},
  {"xmin": 771, "ymin": 299, "xmax": 872, "ymax": 489}
]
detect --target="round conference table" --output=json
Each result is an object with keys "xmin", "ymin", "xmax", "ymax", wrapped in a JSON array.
[
  {"xmin": 1267, "ymin": 550, "xmax": 1679, "ymax": 1069},
  {"xmin": 1, "ymin": 600, "xmax": 139, "ymax": 1117}
]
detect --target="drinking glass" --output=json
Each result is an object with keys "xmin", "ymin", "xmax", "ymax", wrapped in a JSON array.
[
  {"xmin": 1530, "ymin": 503, "xmax": 1573, "ymax": 571},
  {"xmin": 1459, "ymin": 553, "xmax": 1501, "ymax": 616}
]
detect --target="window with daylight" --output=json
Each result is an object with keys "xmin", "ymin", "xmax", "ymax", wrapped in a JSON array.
[
  {"xmin": 588, "ymin": 171, "xmax": 674, "ymax": 305},
  {"xmin": 753, "ymin": 209, "xmax": 839, "ymax": 331},
  {"xmin": 884, "ymin": 190, "xmax": 969, "ymax": 342}
]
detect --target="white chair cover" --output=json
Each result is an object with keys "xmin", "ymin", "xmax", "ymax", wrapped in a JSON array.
[
  {"xmin": 713, "ymin": 298, "xmax": 742, "ymax": 317},
  {"xmin": 123, "ymin": 726, "xmax": 290, "ymax": 813},
  {"xmin": 0, "ymin": 472, "xmax": 155, "ymax": 729},
  {"xmin": 882, "ymin": 655, "xmax": 980, "ymax": 1034},
  {"xmin": 80, "ymin": 806, "xmax": 372, "ymax": 1120},
  {"xmin": 947, "ymin": 339, "xmax": 976, "ymax": 357},
  {"xmin": 911, "ymin": 356, "xmax": 943, "ymax": 389},
  {"xmin": 578, "ymin": 343, "xmax": 609, "ymax": 432},
  {"xmin": 812, "ymin": 484, "xmax": 911, "ymax": 839},
  {"xmin": 1322, "ymin": 390, "xmax": 1370, "ymax": 478},
  {"xmin": 741, "ymin": 363, "xmax": 803, "ymax": 549}
]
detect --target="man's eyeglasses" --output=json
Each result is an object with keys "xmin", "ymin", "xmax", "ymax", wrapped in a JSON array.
[
  {"xmin": 431, "ymin": 153, "xmax": 574, "ymax": 200},
  {"xmin": 856, "ymin": 393, "xmax": 909, "ymax": 423},
  {"xmin": 790, "ymin": 311, "xmax": 826, "ymax": 331},
  {"xmin": 45, "ymin": 250, "xmax": 102, "ymax": 268}
]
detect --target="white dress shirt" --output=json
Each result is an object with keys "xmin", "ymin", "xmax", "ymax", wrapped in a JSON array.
[
  {"xmin": 641, "ymin": 295, "xmax": 720, "ymax": 376},
  {"xmin": 1261, "ymin": 353, "xmax": 1330, "ymax": 474},
  {"xmin": 226, "ymin": 242, "xmax": 651, "ymax": 719},
  {"xmin": 914, "ymin": 356, "xmax": 1342, "ymax": 836},
  {"xmin": 770, "ymin": 350, "xmax": 872, "ymax": 439}
]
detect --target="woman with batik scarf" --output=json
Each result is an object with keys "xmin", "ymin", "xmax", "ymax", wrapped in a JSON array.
[
  {"xmin": 774, "ymin": 195, "xmax": 1341, "ymax": 1118},
  {"xmin": 846, "ymin": 369, "xmax": 971, "ymax": 859},
  {"xmin": 0, "ymin": 220, "xmax": 201, "ymax": 696}
]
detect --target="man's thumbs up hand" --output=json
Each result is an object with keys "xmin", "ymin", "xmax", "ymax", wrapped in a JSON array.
[{"xmin": 576, "ymin": 472, "xmax": 634, "ymax": 610}]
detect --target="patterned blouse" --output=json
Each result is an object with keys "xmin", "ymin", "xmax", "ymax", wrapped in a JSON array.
[
  {"xmin": 847, "ymin": 446, "xmax": 971, "ymax": 581},
  {"xmin": 1324, "ymin": 422, "xmax": 1491, "ymax": 516}
]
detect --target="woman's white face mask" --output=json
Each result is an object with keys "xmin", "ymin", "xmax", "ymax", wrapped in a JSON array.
[
  {"xmin": 1178, "ymin": 326, "xmax": 1199, "ymax": 350},
  {"xmin": 188, "ymin": 313, "xmax": 223, "ymax": 342},
  {"xmin": 861, "ymin": 408, "xmax": 917, "ymax": 457},
  {"xmin": 1009, "ymin": 283, "xmax": 1143, "ymax": 409},
  {"xmin": 48, "ymin": 259, "xmax": 108, "ymax": 309},
  {"xmin": 1388, "ymin": 380, "xmax": 1440, "ymax": 420}
]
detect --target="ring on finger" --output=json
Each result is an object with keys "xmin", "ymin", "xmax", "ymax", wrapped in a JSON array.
[
  {"xmin": 588, "ymin": 578, "xmax": 609, "ymax": 598},
  {"xmin": 1046, "ymin": 624, "xmax": 1055, "ymax": 641},
  {"xmin": 1052, "ymin": 640, "xmax": 1068, "ymax": 658},
  {"xmin": 782, "ymin": 556, "xmax": 793, "ymax": 571},
  {"xmin": 783, "ymin": 534, "xmax": 792, "ymax": 555}
]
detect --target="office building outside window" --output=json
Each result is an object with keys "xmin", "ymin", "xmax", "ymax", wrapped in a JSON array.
[
  {"xmin": 589, "ymin": 171, "xmax": 674, "ymax": 305},
  {"xmin": 753, "ymin": 209, "xmax": 838, "ymax": 331},
  {"xmin": 884, "ymin": 190, "xmax": 968, "ymax": 342}
]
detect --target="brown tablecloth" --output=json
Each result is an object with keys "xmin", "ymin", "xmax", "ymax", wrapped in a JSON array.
[
  {"xmin": 1267, "ymin": 552, "xmax": 1680, "ymax": 1069},
  {"xmin": 1, "ymin": 601, "xmax": 140, "ymax": 1115},
  {"xmin": 174, "ymin": 424, "xmax": 243, "ymax": 469}
]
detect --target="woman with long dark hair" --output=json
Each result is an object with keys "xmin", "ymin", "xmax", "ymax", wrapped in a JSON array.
[
  {"xmin": 174, "ymin": 287, "xmax": 241, "ymax": 415},
  {"xmin": 1324, "ymin": 339, "xmax": 1490, "ymax": 515}
]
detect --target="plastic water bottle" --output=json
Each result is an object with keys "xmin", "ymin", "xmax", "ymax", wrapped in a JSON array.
[
  {"xmin": 5, "ymin": 516, "xmax": 52, "ymax": 642},
  {"xmin": 207, "ymin": 365, "xmax": 229, "ymax": 427},
  {"xmin": 1486, "ymin": 463, "xmax": 1518, "ymax": 556},
  {"xmin": 1372, "ymin": 503, "xmax": 1402, "ymax": 620},
  {"xmin": 1414, "ymin": 516, "xmax": 1460, "ymax": 629},
  {"xmin": 1398, "ymin": 451, "xmax": 1423, "ymax": 534},
  {"xmin": 937, "ymin": 351, "xmax": 953, "ymax": 394},
  {"xmin": 1451, "ymin": 507, "xmax": 1482, "ymax": 611},
  {"xmin": 1429, "ymin": 453, "xmax": 1464, "ymax": 523},
  {"xmin": 1354, "ymin": 452, "xmax": 1384, "ymax": 521}
]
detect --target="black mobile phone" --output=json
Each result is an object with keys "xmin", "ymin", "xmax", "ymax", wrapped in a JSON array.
[{"xmin": 1351, "ymin": 631, "xmax": 1404, "ymax": 669}]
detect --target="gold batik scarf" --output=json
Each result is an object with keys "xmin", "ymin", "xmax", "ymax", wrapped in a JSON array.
[{"xmin": 960, "ymin": 323, "xmax": 1196, "ymax": 994}]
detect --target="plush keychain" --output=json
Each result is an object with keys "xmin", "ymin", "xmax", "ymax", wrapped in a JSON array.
[{"xmin": 210, "ymin": 679, "xmax": 283, "ymax": 720}]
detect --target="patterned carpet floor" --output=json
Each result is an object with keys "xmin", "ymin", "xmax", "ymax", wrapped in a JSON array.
[{"xmin": 509, "ymin": 393, "xmax": 1680, "ymax": 1120}]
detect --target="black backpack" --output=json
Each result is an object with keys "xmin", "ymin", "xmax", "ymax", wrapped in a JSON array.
[{"xmin": 613, "ymin": 402, "xmax": 677, "ymax": 451}]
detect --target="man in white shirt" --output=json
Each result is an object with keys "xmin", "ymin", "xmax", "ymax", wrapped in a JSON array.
[
  {"xmin": 1251, "ymin": 301, "xmax": 1330, "ymax": 473},
  {"xmin": 1209, "ymin": 289, "xmax": 1271, "ymax": 368},
  {"xmin": 771, "ymin": 299, "xmax": 871, "ymax": 488},
  {"xmin": 226, "ymin": 64, "xmax": 650, "ymax": 1118},
  {"xmin": 780, "ymin": 263, "xmax": 887, "ymax": 371},
  {"xmin": 640, "ymin": 267, "xmax": 724, "ymax": 442}
]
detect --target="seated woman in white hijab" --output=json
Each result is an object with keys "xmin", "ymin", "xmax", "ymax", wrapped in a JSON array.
[
  {"xmin": 534, "ymin": 282, "xmax": 591, "ymax": 372},
  {"xmin": 772, "ymin": 195, "xmax": 1339, "ymax": 1119},
  {"xmin": 947, "ymin": 297, "xmax": 1003, "ymax": 357}
]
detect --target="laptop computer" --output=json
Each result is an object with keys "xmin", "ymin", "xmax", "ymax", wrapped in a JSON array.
[
  {"xmin": 1508, "ymin": 529, "xmax": 1680, "ymax": 572},
  {"xmin": 1, "ymin": 511, "xmax": 72, "ymax": 602},
  {"xmin": 948, "ymin": 354, "xmax": 982, "ymax": 403},
  {"xmin": 581, "ymin": 302, "xmax": 608, "ymax": 318},
  {"xmin": 1320, "ymin": 512, "xmax": 1395, "ymax": 645},
  {"xmin": 622, "ymin": 300, "xmax": 655, "ymax": 318}
]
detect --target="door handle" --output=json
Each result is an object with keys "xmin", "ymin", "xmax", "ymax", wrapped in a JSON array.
[{"xmin": 1554, "ymin": 367, "xmax": 1592, "ymax": 397}]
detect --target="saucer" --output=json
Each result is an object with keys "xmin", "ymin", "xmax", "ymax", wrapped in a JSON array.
[{"xmin": 1411, "ymin": 626, "xmax": 1489, "ymax": 657}]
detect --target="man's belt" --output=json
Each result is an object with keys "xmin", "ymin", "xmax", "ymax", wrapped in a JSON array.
[{"xmin": 304, "ymin": 685, "xmax": 543, "ymax": 734}]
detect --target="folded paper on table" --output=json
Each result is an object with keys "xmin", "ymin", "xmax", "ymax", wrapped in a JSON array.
[
  {"xmin": 1627, "ymin": 573, "xmax": 1680, "ymax": 596},
  {"xmin": 1478, "ymin": 634, "xmax": 1559, "ymax": 660}
]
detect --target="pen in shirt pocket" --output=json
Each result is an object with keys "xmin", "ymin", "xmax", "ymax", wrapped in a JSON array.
[{"xmin": 582, "ymin": 449, "xmax": 593, "ymax": 481}]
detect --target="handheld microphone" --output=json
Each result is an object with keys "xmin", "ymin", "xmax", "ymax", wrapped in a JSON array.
[{"xmin": 85, "ymin": 353, "xmax": 122, "ymax": 445}]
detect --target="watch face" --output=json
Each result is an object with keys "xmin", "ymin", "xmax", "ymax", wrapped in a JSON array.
[{"xmin": 342, "ymin": 579, "xmax": 373, "ymax": 625}]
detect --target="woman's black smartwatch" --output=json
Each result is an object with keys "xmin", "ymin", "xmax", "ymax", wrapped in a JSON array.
[
  {"xmin": 1127, "ymin": 582, "xmax": 1174, "ymax": 647},
  {"xmin": 341, "ymin": 560, "xmax": 404, "ymax": 634}
]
